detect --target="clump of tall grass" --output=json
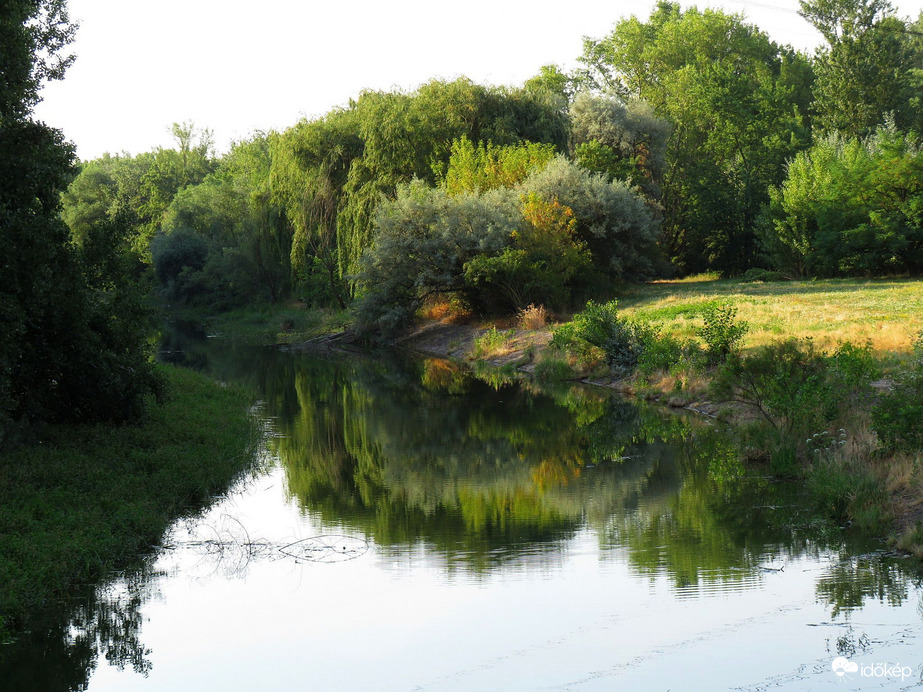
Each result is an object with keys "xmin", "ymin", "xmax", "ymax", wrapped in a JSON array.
[{"xmin": 517, "ymin": 304, "xmax": 548, "ymax": 330}]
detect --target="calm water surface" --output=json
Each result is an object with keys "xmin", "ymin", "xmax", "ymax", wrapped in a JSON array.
[{"xmin": 3, "ymin": 327, "xmax": 923, "ymax": 691}]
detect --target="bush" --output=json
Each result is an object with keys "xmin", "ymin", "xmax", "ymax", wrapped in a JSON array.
[
  {"xmin": 829, "ymin": 340, "xmax": 879, "ymax": 395},
  {"xmin": 872, "ymin": 333, "xmax": 923, "ymax": 452},
  {"xmin": 470, "ymin": 327, "xmax": 514, "ymax": 358},
  {"xmin": 697, "ymin": 302, "xmax": 749, "ymax": 364},
  {"xmin": 711, "ymin": 339, "xmax": 834, "ymax": 435},
  {"xmin": 463, "ymin": 194, "xmax": 592, "ymax": 311},
  {"xmin": 522, "ymin": 157, "xmax": 661, "ymax": 281},
  {"xmin": 761, "ymin": 127, "xmax": 923, "ymax": 277},
  {"xmin": 534, "ymin": 357, "xmax": 577, "ymax": 383},
  {"xmin": 636, "ymin": 332, "xmax": 687, "ymax": 376},
  {"xmin": 551, "ymin": 300, "xmax": 667, "ymax": 376}
]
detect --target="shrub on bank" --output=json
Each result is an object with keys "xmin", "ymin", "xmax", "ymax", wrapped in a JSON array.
[{"xmin": 872, "ymin": 333, "xmax": 923, "ymax": 453}]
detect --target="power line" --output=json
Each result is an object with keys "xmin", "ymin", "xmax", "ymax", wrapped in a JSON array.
[{"xmin": 721, "ymin": 0, "xmax": 802, "ymax": 15}]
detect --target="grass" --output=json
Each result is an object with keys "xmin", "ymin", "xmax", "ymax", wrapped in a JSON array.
[
  {"xmin": 169, "ymin": 301, "xmax": 350, "ymax": 345},
  {"xmin": 618, "ymin": 276, "xmax": 923, "ymax": 355},
  {"xmin": 469, "ymin": 326, "xmax": 516, "ymax": 359},
  {"xmin": 0, "ymin": 365, "xmax": 260, "ymax": 640}
]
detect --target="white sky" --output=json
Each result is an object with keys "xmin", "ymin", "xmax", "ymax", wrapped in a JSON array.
[{"xmin": 32, "ymin": 0, "xmax": 923, "ymax": 161}]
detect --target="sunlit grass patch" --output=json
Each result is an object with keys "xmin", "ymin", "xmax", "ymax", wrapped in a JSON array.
[
  {"xmin": 618, "ymin": 277, "xmax": 923, "ymax": 354},
  {"xmin": 470, "ymin": 326, "xmax": 516, "ymax": 359}
]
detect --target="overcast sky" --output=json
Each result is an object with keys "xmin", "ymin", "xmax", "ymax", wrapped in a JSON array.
[{"xmin": 32, "ymin": 0, "xmax": 923, "ymax": 161}]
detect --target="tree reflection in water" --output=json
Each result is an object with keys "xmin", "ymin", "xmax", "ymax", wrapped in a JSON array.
[{"xmin": 5, "ymin": 335, "xmax": 919, "ymax": 690}]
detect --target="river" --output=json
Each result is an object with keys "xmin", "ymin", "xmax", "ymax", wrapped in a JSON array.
[{"xmin": 2, "ymin": 325, "xmax": 922, "ymax": 690}]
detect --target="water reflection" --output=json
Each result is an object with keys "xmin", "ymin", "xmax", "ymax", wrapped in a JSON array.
[
  {"xmin": 161, "ymin": 327, "xmax": 923, "ymax": 602},
  {"xmin": 0, "ymin": 568, "xmax": 158, "ymax": 692},
  {"xmin": 2, "ymin": 329, "xmax": 921, "ymax": 691}
]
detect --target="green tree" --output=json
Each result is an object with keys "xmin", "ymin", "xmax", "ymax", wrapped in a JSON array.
[
  {"xmin": 569, "ymin": 92, "xmax": 670, "ymax": 196},
  {"xmin": 336, "ymin": 79, "xmax": 569, "ymax": 283},
  {"xmin": 440, "ymin": 137, "xmax": 557, "ymax": 196},
  {"xmin": 271, "ymin": 110, "xmax": 362, "ymax": 307},
  {"xmin": 579, "ymin": 2, "xmax": 812, "ymax": 274},
  {"xmin": 355, "ymin": 182, "xmax": 519, "ymax": 334},
  {"xmin": 523, "ymin": 64, "xmax": 577, "ymax": 104},
  {"xmin": 463, "ymin": 193, "xmax": 592, "ymax": 310},
  {"xmin": 522, "ymin": 156, "xmax": 660, "ymax": 282},
  {"xmin": 760, "ymin": 125, "xmax": 923, "ymax": 276},
  {"xmin": 802, "ymin": 0, "xmax": 922, "ymax": 137},
  {"xmin": 1, "ymin": 0, "xmax": 162, "ymax": 436}
]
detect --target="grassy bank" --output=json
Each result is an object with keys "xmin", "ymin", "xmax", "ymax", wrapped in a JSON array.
[
  {"xmin": 618, "ymin": 275, "xmax": 923, "ymax": 355},
  {"xmin": 166, "ymin": 300, "xmax": 350, "ymax": 345},
  {"xmin": 0, "ymin": 365, "xmax": 259, "ymax": 640}
]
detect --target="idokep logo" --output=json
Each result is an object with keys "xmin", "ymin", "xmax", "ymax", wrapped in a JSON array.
[
  {"xmin": 831, "ymin": 657, "xmax": 858, "ymax": 677},
  {"xmin": 831, "ymin": 657, "xmax": 913, "ymax": 681}
]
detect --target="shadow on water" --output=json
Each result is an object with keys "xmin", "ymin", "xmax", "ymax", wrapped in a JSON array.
[{"xmin": 2, "ymin": 321, "xmax": 921, "ymax": 690}]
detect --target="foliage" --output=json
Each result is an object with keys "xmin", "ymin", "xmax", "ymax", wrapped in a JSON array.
[
  {"xmin": 872, "ymin": 333, "xmax": 923, "ymax": 452},
  {"xmin": 569, "ymin": 92, "xmax": 670, "ymax": 196},
  {"xmin": 1, "ymin": 1, "xmax": 162, "ymax": 437},
  {"xmin": 578, "ymin": 2, "xmax": 812, "ymax": 274},
  {"xmin": 636, "ymin": 331, "xmax": 689, "ymax": 376},
  {"xmin": 357, "ymin": 157, "xmax": 660, "ymax": 332},
  {"xmin": 761, "ymin": 126, "xmax": 923, "ymax": 277},
  {"xmin": 151, "ymin": 226, "xmax": 208, "ymax": 287},
  {"xmin": 697, "ymin": 302, "xmax": 749, "ymax": 364},
  {"xmin": 355, "ymin": 182, "xmax": 518, "ymax": 334},
  {"xmin": 710, "ymin": 338, "xmax": 877, "ymax": 436},
  {"xmin": 551, "ymin": 300, "xmax": 658, "ymax": 375},
  {"xmin": 463, "ymin": 194, "xmax": 591, "ymax": 311},
  {"xmin": 150, "ymin": 135, "xmax": 291, "ymax": 308},
  {"xmin": 523, "ymin": 64, "xmax": 577, "ymax": 103},
  {"xmin": 470, "ymin": 327, "xmax": 514, "ymax": 358},
  {"xmin": 439, "ymin": 137, "xmax": 557, "ymax": 195},
  {"xmin": 801, "ymin": 0, "xmax": 923, "ymax": 137},
  {"xmin": 333, "ymin": 79, "xmax": 569, "ymax": 282},
  {"xmin": 533, "ymin": 357, "xmax": 577, "ymax": 382},
  {"xmin": 711, "ymin": 340, "xmax": 828, "ymax": 434},
  {"xmin": 522, "ymin": 156, "xmax": 660, "ymax": 281}
]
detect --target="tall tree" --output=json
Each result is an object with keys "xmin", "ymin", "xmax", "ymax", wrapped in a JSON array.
[
  {"xmin": 579, "ymin": 2, "xmax": 812, "ymax": 274},
  {"xmin": 1, "ymin": 1, "xmax": 161, "ymax": 438},
  {"xmin": 802, "ymin": 0, "xmax": 922, "ymax": 137}
]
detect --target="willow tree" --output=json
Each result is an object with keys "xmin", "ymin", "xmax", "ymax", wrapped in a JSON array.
[{"xmin": 271, "ymin": 108, "xmax": 362, "ymax": 308}]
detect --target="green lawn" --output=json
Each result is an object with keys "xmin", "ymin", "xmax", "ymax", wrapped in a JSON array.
[{"xmin": 617, "ymin": 276, "xmax": 923, "ymax": 355}]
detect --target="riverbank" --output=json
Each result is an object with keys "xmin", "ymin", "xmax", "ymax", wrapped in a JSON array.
[
  {"xmin": 398, "ymin": 316, "xmax": 923, "ymax": 559},
  {"xmin": 170, "ymin": 276, "xmax": 923, "ymax": 557},
  {"xmin": 0, "ymin": 365, "xmax": 260, "ymax": 641},
  {"xmin": 164, "ymin": 301, "xmax": 351, "ymax": 346}
]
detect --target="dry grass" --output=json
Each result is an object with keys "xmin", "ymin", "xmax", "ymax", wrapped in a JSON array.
[
  {"xmin": 518, "ymin": 304, "xmax": 549, "ymax": 330},
  {"xmin": 618, "ymin": 277, "xmax": 923, "ymax": 355}
]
